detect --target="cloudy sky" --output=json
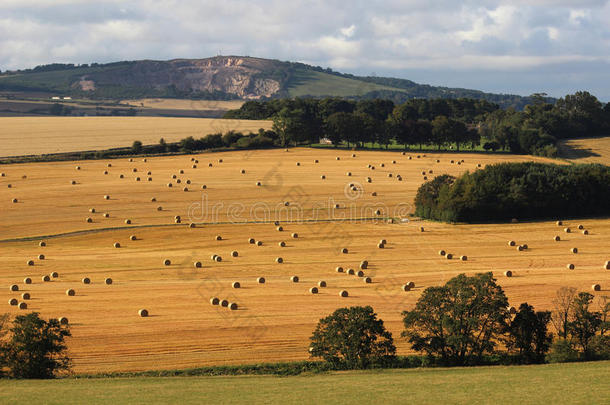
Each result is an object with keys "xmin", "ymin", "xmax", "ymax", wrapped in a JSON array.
[{"xmin": 1, "ymin": 0, "xmax": 609, "ymax": 100}]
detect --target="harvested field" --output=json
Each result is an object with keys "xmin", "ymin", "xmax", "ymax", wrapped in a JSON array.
[{"xmin": 558, "ymin": 136, "xmax": 610, "ymax": 165}]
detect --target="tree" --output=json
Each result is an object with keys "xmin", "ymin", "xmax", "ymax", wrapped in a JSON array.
[
  {"xmin": 551, "ymin": 287, "xmax": 577, "ymax": 340},
  {"xmin": 2, "ymin": 312, "xmax": 71, "ymax": 378},
  {"xmin": 272, "ymin": 107, "xmax": 306, "ymax": 147},
  {"xmin": 309, "ymin": 306, "xmax": 396, "ymax": 369},
  {"xmin": 568, "ymin": 292, "xmax": 602, "ymax": 358},
  {"xmin": 402, "ymin": 272, "xmax": 509, "ymax": 365},
  {"xmin": 0, "ymin": 313, "xmax": 9, "ymax": 376},
  {"xmin": 431, "ymin": 116, "xmax": 452, "ymax": 150},
  {"xmin": 159, "ymin": 138, "xmax": 167, "ymax": 152},
  {"xmin": 505, "ymin": 303, "xmax": 553, "ymax": 363},
  {"xmin": 131, "ymin": 140, "xmax": 143, "ymax": 154}
]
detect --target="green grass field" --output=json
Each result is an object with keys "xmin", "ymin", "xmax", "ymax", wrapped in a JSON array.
[
  {"xmin": 1, "ymin": 361, "xmax": 608, "ymax": 404},
  {"xmin": 286, "ymin": 69, "xmax": 404, "ymax": 98}
]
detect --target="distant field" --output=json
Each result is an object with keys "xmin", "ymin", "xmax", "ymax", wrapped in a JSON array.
[
  {"xmin": 558, "ymin": 136, "xmax": 610, "ymax": 165},
  {"xmin": 120, "ymin": 98, "xmax": 245, "ymax": 111},
  {"xmin": 0, "ymin": 361, "xmax": 608, "ymax": 404},
  {"xmin": 287, "ymin": 69, "xmax": 403, "ymax": 97},
  {"xmin": 0, "ymin": 117, "xmax": 271, "ymax": 157}
]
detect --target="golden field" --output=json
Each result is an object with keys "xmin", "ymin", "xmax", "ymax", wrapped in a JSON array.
[
  {"xmin": 119, "ymin": 98, "xmax": 245, "ymax": 111},
  {"xmin": 1, "ymin": 148, "xmax": 609, "ymax": 373},
  {"xmin": 0, "ymin": 117, "xmax": 271, "ymax": 157},
  {"xmin": 558, "ymin": 136, "xmax": 610, "ymax": 165}
]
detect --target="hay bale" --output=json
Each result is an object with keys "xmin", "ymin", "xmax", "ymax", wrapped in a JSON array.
[
  {"xmin": 407, "ymin": 281, "xmax": 415, "ymax": 288},
  {"xmin": 592, "ymin": 284, "xmax": 601, "ymax": 291},
  {"xmin": 174, "ymin": 215, "xmax": 181, "ymax": 221},
  {"xmin": 336, "ymin": 266, "xmax": 344, "ymax": 273},
  {"xmin": 21, "ymin": 292, "xmax": 30, "ymax": 300},
  {"xmin": 194, "ymin": 261, "xmax": 202, "ymax": 268},
  {"xmin": 360, "ymin": 260, "xmax": 368, "ymax": 269},
  {"xmin": 320, "ymin": 175, "xmax": 326, "ymax": 179},
  {"xmin": 241, "ymin": 169, "xmax": 246, "ymax": 174},
  {"xmin": 291, "ymin": 276, "xmax": 299, "ymax": 282},
  {"xmin": 504, "ymin": 270, "xmax": 513, "ymax": 277},
  {"xmin": 291, "ymin": 233, "xmax": 299, "ymax": 238},
  {"xmin": 66, "ymin": 289, "xmax": 75, "ymax": 296},
  {"xmin": 215, "ymin": 256, "xmax": 222, "ymax": 262},
  {"xmin": 517, "ymin": 245, "xmax": 524, "ymax": 251},
  {"xmin": 18, "ymin": 302, "xmax": 27, "ymax": 310},
  {"xmin": 42, "ymin": 275, "xmax": 50, "ymax": 282},
  {"xmin": 578, "ymin": 224, "xmax": 584, "ymax": 230},
  {"xmin": 27, "ymin": 259, "xmax": 35, "ymax": 266},
  {"xmin": 183, "ymin": 187, "xmax": 189, "ymax": 192},
  {"xmin": 39, "ymin": 241, "xmax": 46, "ymax": 247},
  {"xmin": 38, "ymin": 254, "xmax": 45, "ymax": 260},
  {"xmin": 179, "ymin": 169, "xmax": 184, "ymax": 174},
  {"xmin": 201, "ymin": 185, "xmax": 207, "ymax": 189},
  {"xmin": 356, "ymin": 270, "xmax": 365, "ymax": 277},
  {"xmin": 556, "ymin": 220, "xmax": 563, "ymax": 226},
  {"xmin": 138, "ymin": 309, "xmax": 149, "ymax": 317},
  {"xmin": 377, "ymin": 243, "xmax": 384, "ymax": 249},
  {"xmin": 571, "ymin": 247, "xmax": 578, "ymax": 254},
  {"xmin": 346, "ymin": 172, "xmax": 352, "ymax": 176},
  {"xmin": 508, "ymin": 240, "xmax": 516, "ymax": 246},
  {"xmin": 309, "ymin": 287, "xmax": 319, "ymax": 294},
  {"xmin": 371, "ymin": 191, "xmax": 377, "ymax": 196},
  {"xmin": 438, "ymin": 250, "xmax": 446, "ymax": 256},
  {"xmin": 564, "ymin": 227, "xmax": 571, "ymax": 233},
  {"xmin": 10, "ymin": 284, "xmax": 19, "ymax": 292},
  {"xmin": 392, "ymin": 160, "xmax": 396, "ymax": 164},
  {"xmin": 104, "ymin": 195, "xmax": 110, "ymax": 200},
  {"xmin": 24, "ymin": 277, "xmax": 32, "ymax": 284},
  {"xmin": 352, "ymin": 153, "xmax": 356, "ymax": 157},
  {"xmin": 460, "ymin": 255, "xmax": 468, "ymax": 261},
  {"xmin": 314, "ymin": 159, "xmax": 319, "ymax": 163},
  {"xmin": 113, "ymin": 242, "xmax": 121, "ymax": 248},
  {"xmin": 8, "ymin": 298, "xmax": 18, "ymax": 306},
  {"xmin": 71, "ymin": 180, "xmax": 77, "ymax": 185},
  {"xmin": 420, "ymin": 226, "xmax": 425, "ymax": 232},
  {"xmin": 76, "ymin": 166, "xmax": 81, "ymax": 170},
  {"xmin": 318, "ymin": 280, "xmax": 327, "ymax": 287},
  {"xmin": 277, "ymin": 226, "xmax": 283, "ymax": 231},
  {"xmin": 256, "ymin": 181, "xmax": 262, "ymax": 186},
  {"xmin": 119, "ymin": 174, "xmax": 124, "ymax": 179},
  {"xmin": 278, "ymin": 241, "xmax": 286, "ymax": 247},
  {"xmin": 51, "ymin": 272, "xmax": 58, "ymax": 278},
  {"xmin": 82, "ymin": 277, "xmax": 90, "ymax": 284},
  {"xmin": 167, "ymin": 183, "xmax": 173, "ymax": 188},
  {"xmin": 164, "ymin": 259, "xmax": 171, "ymax": 266},
  {"xmin": 105, "ymin": 278, "xmax": 113, "ymax": 285},
  {"xmin": 249, "ymin": 238, "xmax": 255, "ymax": 244},
  {"xmin": 231, "ymin": 251, "xmax": 239, "ymax": 257},
  {"xmin": 583, "ymin": 230, "xmax": 589, "ymax": 235},
  {"xmin": 86, "ymin": 217, "xmax": 93, "ymax": 223},
  {"xmin": 175, "ymin": 218, "xmax": 181, "ymax": 224},
  {"xmin": 220, "ymin": 299, "xmax": 229, "ymax": 307},
  {"xmin": 554, "ymin": 235, "xmax": 561, "ymax": 242},
  {"xmin": 135, "ymin": 177, "xmax": 141, "ymax": 182},
  {"xmin": 375, "ymin": 209, "xmax": 382, "ymax": 215},
  {"xmin": 336, "ymin": 157, "xmax": 340, "ymax": 160},
  {"xmin": 124, "ymin": 219, "xmax": 131, "ymax": 224},
  {"xmin": 347, "ymin": 268, "xmax": 355, "ymax": 275},
  {"xmin": 296, "ymin": 162, "xmax": 300, "ymax": 166},
  {"xmin": 229, "ymin": 302, "xmax": 238, "ymax": 310},
  {"xmin": 232, "ymin": 281, "xmax": 241, "ymax": 289},
  {"xmin": 341, "ymin": 248, "xmax": 348, "ymax": 254},
  {"xmin": 522, "ymin": 244, "xmax": 528, "ymax": 250},
  {"xmin": 276, "ymin": 257, "xmax": 283, "ymax": 264},
  {"xmin": 256, "ymin": 240, "xmax": 263, "ymax": 246},
  {"xmin": 445, "ymin": 253, "xmax": 453, "ymax": 260},
  {"xmin": 215, "ymin": 235, "xmax": 222, "ymax": 241},
  {"xmin": 604, "ymin": 261, "xmax": 610, "ymax": 270},
  {"xmin": 103, "ymin": 213, "xmax": 110, "ymax": 218},
  {"xmin": 363, "ymin": 277, "xmax": 372, "ymax": 284},
  {"xmin": 334, "ymin": 203, "xmax": 340, "ymax": 209},
  {"xmin": 339, "ymin": 290, "xmax": 349, "ymax": 297},
  {"xmin": 257, "ymin": 277, "xmax": 266, "ymax": 284},
  {"xmin": 567, "ymin": 263, "xmax": 575, "ymax": 270}
]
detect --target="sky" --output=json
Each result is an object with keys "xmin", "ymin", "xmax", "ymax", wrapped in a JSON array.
[{"xmin": 1, "ymin": 0, "xmax": 609, "ymax": 100}]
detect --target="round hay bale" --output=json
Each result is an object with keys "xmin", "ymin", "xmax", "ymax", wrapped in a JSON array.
[
  {"xmin": 571, "ymin": 247, "xmax": 578, "ymax": 254},
  {"xmin": 10, "ymin": 284, "xmax": 19, "ymax": 292},
  {"xmin": 119, "ymin": 174, "xmax": 124, "ymax": 179},
  {"xmin": 210, "ymin": 297, "xmax": 220, "ymax": 305},
  {"xmin": 164, "ymin": 259, "xmax": 171, "ymax": 266},
  {"xmin": 211, "ymin": 254, "xmax": 218, "ymax": 261},
  {"xmin": 202, "ymin": 185, "xmax": 208, "ymax": 189},
  {"xmin": 138, "ymin": 309, "xmax": 149, "ymax": 317},
  {"xmin": 522, "ymin": 244, "xmax": 528, "ymax": 250},
  {"xmin": 314, "ymin": 159, "xmax": 319, "ymax": 163},
  {"xmin": 402, "ymin": 284, "xmax": 411, "ymax": 292},
  {"xmin": 232, "ymin": 281, "xmax": 241, "ymax": 289},
  {"xmin": 356, "ymin": 270, "xmax": 365, "ymax": 277},
  {"xmin": 556, "ymin": 220, "xmax": 563, "ymax": 226},
  {"xmin": 578, "ymin": 224, "xmax": 584, "ymax": 230},
  {"xmin": 276, "ymin": 226, "xmax": 283, "ymax": 231},
  {"xmin": 218, "ymin": 159, "xmax": 223, "ymax": 163},
  {"xmin": 24, "ymin": 277, "xmax": 32, "ymax": 284},
  {"xmin": 176, "ymin": 179, "xmax": 181, "ymax": 184},
  {"xmin": 460, "ymin": 255, "xmax": 468, "ymax": 261},
  {"xmin": 407, "ymin": 281, "xmax": 415, "ymax": 288},
  {"xmin": 347, "ymin": 268, "xmax": 355, "ymax": 275},
  {"xmin": 363, "ymin": 277, "xmax": 372, "ymax": 284},
  {"xmin": 321, "ymin": 175, "xmax": 326, "ymax": 179},
  {"xmin": 42, "ymin": 275, "xmax": 50, "ymax": 282},
  {"xmin": 445, "ymin": 253, "xmax": 453, "ymax": 260},
  {"xmin": 339, "ymin": 290, "xmax": 349, "ymax": 297},
  {"xmin": 129, "ymin": 235, "xmax": 137, "ymax": 241},
  {"xmin": 66, "ymin": 289, "xmax": 75, "ymax": 296},
  {"xmin": 352, "ymin": 154, "xmax": 356, "ymax": 157},
  {"xmin": 183, "ymin": 187, "xmax": 189, "ymax": 192},
  {"xmin": 392, "ymin": 160, "xmax": 396, "ymax": 164},
  {"xmin": 8, "ymin": 298, "xmax": 18, "ymax": 306},
  {"xmin": 592, "ymin": 284, "xmax": 601, "ymax": 291},
  {"xmin": 51, "ymin": 272, "xmax": 58, "ymax": 278},
  {"xmin": 103, "ymin": 213, "xmax": 110, "ymax": 218},
  {"xmin": 71, "ymin": 180, "xmax": 77, "ymax": 185},
  {"xmin": 241, "ymin": 169, "xmax": 246, "ymax": 174},
  {"xmin": 346, "ymin": 172, "xmax": 352, "ymax": 176},
  {"xmin": 167, "ymin": 183, "xmax": 173, "ymax": 188},
  {"xmin": 124, "ymin": 219, "xmax": 131, "ymax": 224},
  {"xmin": 278, "ymin": 241, "xmax": 286, "ymax": 247},
  {"xmin": 420, "ymin": 226, "xmax": 425, "ymax": 232},
  {"xmin": 21, "ymin": 292, "xmax": 30, "ymax": 300},
  {"xmin": 38, "ymin": 254, "xmax": 45, "ymax": 260},
  {"xmin": 380, "ymin": 163, "xmax": 385, "ymax": 168},
  {"xmin": 104, "ymin": 195, "xmax": 110, "ymax": 200},
  {"xmin": 194, "ymin": 261, "xmax": 202, "ymax": 268},
  {"xmin": 360, "ymin": 260, "xmax": 368, "ymax": 269},
  {"xmin": 76, "ymin": 166, "xmax": 81, "ymax": 170},
  {"xmin": 318, "ymin": 280, "xmax": 327, "ymax": 287},
  {"xmin": 564, "ymin": 227, "xmax": 571, "ymax": 233},
  {"xmin": 231, "ymin": 251, "xmax": 239, "ymax": 257},
  {"xmin": 135, "ymin": 177, "xmax": 141, "ymax": 182},
  {"xmin": 174, "ymin": 218, "xmax": 181, "ymax": 224},
  {"xmin": 18, "ymin": 302, "xmax": 27, "ymax": 310},
  {"xmin": 554, "ymin": 235, "xmax": 561, "ymax": 242},
  {"xmin": 341, "ymin": 248, "xmax": 348, "ymax": 254},
  {"xmin": 336, "ymin": 266, "xmax": 344, "ymax": 273},
  {"xmin": 128, "ymin": 158, "xmax": 133, "ymax": 162},
  {"xmin": 508, "ymin": 240, "xmax": 516, "ymax": 246},
  {"xmin": 438, "ymin": 250, "xmax": 446, "ymax": 256},
  {"xmin": 567, "ymin": 263, "xmax": 575, "ymax": 270},
  {"xmin": 208, "ymin": 163, "xmax": 213, "ymax": 167},
  {"xmin": 229, "ymin": 302, "xmax": 238, "ymax": 310},
  {"xmin": 220, "ymin": 299, "xmax": 229, "ymax": 307},
  {"xmin": 377, "ymin": 243, "xmax": 385, "ymax": 249},
  {"xmin": 604, "ymin": 261, "xmax": 610, "ymax": 270},
  {"xmin": 334, "ymin": 203, "xmax": 340, "ymax": 209},
  {"xmin": 276, "ymin": 257, "xmax": 283, "ymax": 264},
  {"xmin": 256, "ymin": 181, "xmax": 262, "ymax": 186},
  {"xmin": 82, "ymin": 277, "xmax": 90, "ymax": 284},
  {"xmin": 1, "ymin": 172, "xmax": 5, "ymax": 176},
  {"xmin": 215, "ymin": 256, "xmax": 222, "ymax": 262},
  {"xmin": 105, "ymin": 278, "xmax": 113, "ymax": 285},
  {"xmin": 517, "ymin": 245, "xmax": 524, "ymax": 251},
  {"xmin": 174, "ymin": 215, "xmax": 181, "ymax": 221},
  {"xmin": 582, "ymin": 230, "xmax": 589, "ymax": 235},
  {"xmin": 257, "ymin": 277, "xmax": 266, "ymax": 284},
  {"xmin": 39, "ymin": 241, "xmax": 46, "ymax": 247},
  {"xmin": 371, "ymin": 191, "xmax": 377, "ymax": 196},
  {"xmin": 296, "ymin": 162, "xmax": 300, "ymax": 166},
  {"xmin": 336, "ymin": 157, "xmax": 340, "ymax": 160},
  {"xmin": 291, "ymin": 233, "xmax": 299, "ymax": 238},
  {"xmin": 27, "ymin": 259, "xmax": 35, "ymax": 266},
  {"xmin": 147, "ymin": 177, "xmax": 152, "ymax": 181},
  {"xmin": 249, "ymin": 238, "xmax": 255, "ymax": 244},
  {"xmin": 256, "ymin": 240, "xmax": 263, "ymax": 246},
  {"xmin": 504, "ymin": 270, "xmax": 513, "ymax": 277},
  {"xmin": 172, "ymin": 174, "xmax": 177, "ymax": 179},
  {"xmin": 179, "ymin": 169, "xmax": 184, "ymax": 174},
  {"xmin": 215, "ymin": 235, "xmax": 222, "ymax": 241},
  {"xmin": 375, "ymin": 209, "xmax": 382, "ymax": 215},
  {"xmin": 147, "ymin": 171, "xmax": 152, "ymax": 175},
  {"xmin": 113, "ymin": 242, "xmax": 121, "ymax": 248},
  {"xmin": 309, "ymin": 287, "xmax": 319, "ymax": 294},
  {"xmin": 86, "ymin": 217, "xmax": 93, "ymax": 223},
  {"xmin": 291, "ymin": 276, "xmax": 299, "ymax": 282}
]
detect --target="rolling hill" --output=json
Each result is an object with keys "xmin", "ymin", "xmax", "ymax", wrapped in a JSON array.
[{"xmin": 0, "ymin": 56, "xmax": 537, "ymax": 108}]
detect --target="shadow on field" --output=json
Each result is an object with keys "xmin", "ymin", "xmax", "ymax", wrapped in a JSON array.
[{"xmin": 557, "ymin": 141, "xmax": 602, "ymax": 160}]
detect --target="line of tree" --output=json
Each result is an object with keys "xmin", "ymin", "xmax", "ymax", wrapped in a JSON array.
[
  {"xmin": 225, "ymin": 92, "xmax": 610, "ymax": 157},
  {"xmin": 309, "ymin": 273, "xmax": 609, "ymax": 369},
  {"xmin": 414, "ymin": 162, "xmax": 610, "ymax": 223}
]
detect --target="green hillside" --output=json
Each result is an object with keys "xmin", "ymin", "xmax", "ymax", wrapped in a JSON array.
[{"xmin": 286, "ymin": 68, "xmax": 404, "ymax": 97}]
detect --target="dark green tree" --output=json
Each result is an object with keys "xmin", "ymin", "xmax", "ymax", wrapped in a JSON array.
[
  {"xmin": 131, "ymin": 140, "xmax": 143, "ymax": 154},
  {"xmin": 506, "ymin": 303, "xmax": 553, "ymax": 363},
  {"xmin": 431, "ymin": 115, "xmax": 452, "ymax": 150},
  {"xmin": 309, "ymin": 306, "xmax": 396, "ymax": 369},
  {"xmin": 402, "ymin": 272, "xmax": 510, "ymax": 365},
  {"xmin": 568, "ymin": 292, "xmax": 602, "ymax": 358},
  {"xmin": 2, "ymin": 312, "xmax": 71, "ymax": 378}
]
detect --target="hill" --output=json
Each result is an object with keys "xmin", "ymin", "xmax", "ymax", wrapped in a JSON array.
[{"xmin": 0, "ymin": 56, "xmax": 539, "ymax": 109}]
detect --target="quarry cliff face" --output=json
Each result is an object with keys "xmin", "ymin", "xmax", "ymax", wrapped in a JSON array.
[{"xmin": 79, "ymin": 56, "xmax": 282, "ymax": 99}]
